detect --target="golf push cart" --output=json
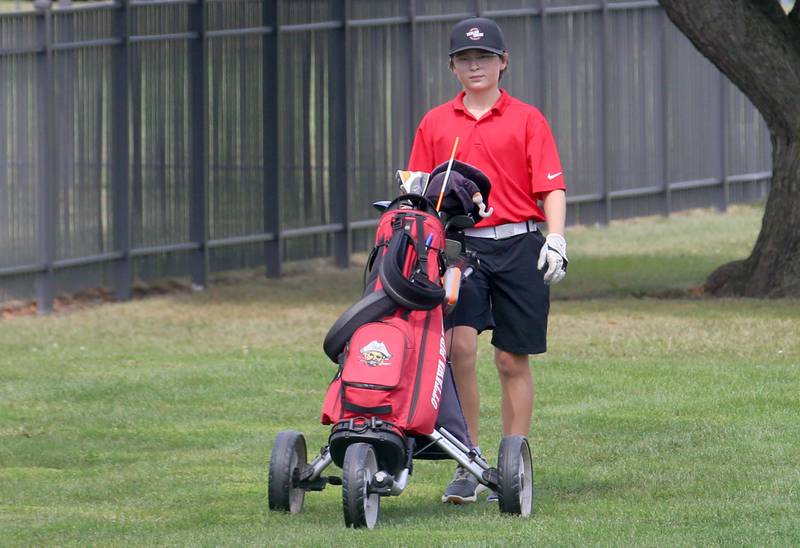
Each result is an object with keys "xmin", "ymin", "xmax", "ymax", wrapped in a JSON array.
[{"xmin": 267, "ymin": 161, "xmax": 534, "ymax": 528}]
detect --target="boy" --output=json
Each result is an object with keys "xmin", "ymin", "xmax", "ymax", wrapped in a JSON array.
[{"xmin": 407, "ymin": 17, "xmax": 568, "ymax": 503}]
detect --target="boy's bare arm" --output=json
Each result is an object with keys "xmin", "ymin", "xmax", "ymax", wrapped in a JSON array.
[{"xmin": 542, "ymin": 189, "xmax": 566, "ymax": 235}]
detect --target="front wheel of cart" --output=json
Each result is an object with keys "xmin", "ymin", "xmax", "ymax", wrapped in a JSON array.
[
  {"xmin": 497, "ymin": 435, "xmax": 533, "ymax": 517},
  {"xmin": 268, "ymin": 430, "xmax": 307, "ymax": 513},
  {"xmin": 341, "ymin": 442, "xmax": 380, "ymax": 529}
]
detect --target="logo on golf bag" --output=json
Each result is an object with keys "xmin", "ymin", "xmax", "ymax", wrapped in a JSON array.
[
  {"xmin": 360, "ymin": 340, "xmax": 392, "ymax": 367},
  {"xmin": 430, "ymin": 335, "xmax": 448, "ymax": 410}
]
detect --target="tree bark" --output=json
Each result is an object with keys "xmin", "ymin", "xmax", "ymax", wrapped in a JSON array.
[
  {"xmin": 706, "ymin": 138, "xmax": 800, "ymax": 296},
  {"xmin": 658, "ymin": 0, "xmax": 800, "ymax": 297}
]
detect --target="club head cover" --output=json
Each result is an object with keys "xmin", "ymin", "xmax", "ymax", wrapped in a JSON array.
[
  {"xmin": 425, "ymin": 171, "xmax": 478, "ymax": 216},
  {"xmin": 426, "ymin": 160, "xmax": 492, "ymax": 221}
]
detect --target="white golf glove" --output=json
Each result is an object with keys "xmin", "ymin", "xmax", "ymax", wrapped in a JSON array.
[{"xmin": 537, "ymin": 233, "xmax": 568, "ymax": 285}]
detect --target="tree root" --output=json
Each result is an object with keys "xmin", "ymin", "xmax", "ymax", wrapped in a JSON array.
[{"xmin": 704, "ymin": 259, "xmax": 749, "ymax": 297}]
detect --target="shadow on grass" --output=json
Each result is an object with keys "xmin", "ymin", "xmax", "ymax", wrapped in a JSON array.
[
  {"xmin": 551, "ymin": 254, "xmax": 724, "ymax": 301},
  {"xmin": 173, "ymin": 252, "xmax": 716, "ymax": 310}
]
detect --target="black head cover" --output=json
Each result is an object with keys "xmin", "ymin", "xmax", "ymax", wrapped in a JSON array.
[{"xmin": 425, "ymin": 160, "xmax": 491, "ymax": 222}]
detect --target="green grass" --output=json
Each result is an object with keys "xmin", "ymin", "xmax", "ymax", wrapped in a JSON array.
[
  {"xmin": 554, "ymin": 205, "xmax": 764, "ymax": 298},
  {"xmin": 0, "ymin": 1, "xmax": 33, "ymax": 13},
  {"xmin": 1, "ymin": 205, "xmax": 799, "ymax": 546}
]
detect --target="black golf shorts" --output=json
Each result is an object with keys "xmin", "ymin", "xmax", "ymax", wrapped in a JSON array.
[{"xmin": 444, "ymin": 230, "xmax": 550, "ymax": 355}]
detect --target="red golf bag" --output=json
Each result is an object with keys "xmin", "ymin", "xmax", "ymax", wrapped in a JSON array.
[{"xmin": 321, "ymin": 195, "xmax": 448, "ymax": 437}]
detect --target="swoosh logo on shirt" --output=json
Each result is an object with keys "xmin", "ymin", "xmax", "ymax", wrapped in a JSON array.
[{"xmin": 547, "ymin": 172, "xmax": 562, "ymax": 180}]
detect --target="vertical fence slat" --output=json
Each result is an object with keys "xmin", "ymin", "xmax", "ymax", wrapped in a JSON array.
[
  {"xmin": 407, "ymin": 0, "xmax": 417, "ymax": 151},
  {"xmin": 719, "ymin": 68, "xmax": 729, "ymax": 211},
  {"xmin": 61, "ymin": 11, "xmax": 75, "ymax": 261},
  {"xmin": 0, "ymin": 53, "xmax": 6, "ymax": 264},
  {"xmin": 659, "ymin": 6, "xmax": 670, "ymax": 216},
  {"xmin": 600, "ymin": 0, "xmax": 611, "ymax": 224},
  {"xmin": 540, "ymin": 0, "xmax": 548, "ymax": 114}
]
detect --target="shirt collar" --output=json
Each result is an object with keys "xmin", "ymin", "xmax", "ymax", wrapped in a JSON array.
[{"xmin": 452, "ymin": 88, "xmax": 511, "ymax": 117}]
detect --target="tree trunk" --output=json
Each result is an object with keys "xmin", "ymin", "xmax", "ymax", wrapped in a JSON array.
[
  {"xmin": 658, "ymin": 0, "xmax": 800, "ymax": 297},
  {"xmin": 706, "ymin": 137, "xmax": 800, "ymax": 296}
]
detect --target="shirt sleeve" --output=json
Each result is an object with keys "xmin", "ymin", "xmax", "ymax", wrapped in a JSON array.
[
  {"xmin": 527, "ymin": 117, "xmax": 566, "ymax": 201},
  {"xmin": 407, "ymin": 117, "xmax": 435, "ymax": 172}
]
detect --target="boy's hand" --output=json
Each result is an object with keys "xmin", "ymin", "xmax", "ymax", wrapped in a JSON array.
[{"xmin": 537, "ymin": 233, "xmax": 568, "ymax": 285}]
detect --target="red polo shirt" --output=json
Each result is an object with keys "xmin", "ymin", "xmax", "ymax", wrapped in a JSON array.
[{"xmin": 408, "ymin": 89, "xmax": 566, "ymax": 227}]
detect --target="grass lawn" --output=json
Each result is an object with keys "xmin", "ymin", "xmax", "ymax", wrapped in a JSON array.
[
  {"xmin": 0, "ymin": 1, "xmax": 32, "ymax": 13},
  {"xmin": 1, "ymin": 205, "xmax": 799, "ymax": 545}
]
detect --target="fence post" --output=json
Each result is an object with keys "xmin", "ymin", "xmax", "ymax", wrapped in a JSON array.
[
  {"xmin": 262, "ymin": 0, "xmax": 280, "ymax": 277},
  {"xmin": 34, "ymin": 0, "xmax": 55, "ymax": 314},
  {"xmin": 190, "ymin": 0, "xmax": 208, "ymax": 289},
  {"xmin": 329, "ymin": 0, "xmax": 350, "ymax": 268},
  {"xmin": 112, "ymin": 0, "xmax": 132, "ymax": 300}
]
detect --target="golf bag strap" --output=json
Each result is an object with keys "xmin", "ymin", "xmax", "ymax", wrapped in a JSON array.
[
  {"xmin": 363, "ymin": 238, "xmax": 386, "ymax": 294},
  {"xmin": 415, "ymin": 214, "xmax": 427, "ymax": 270},
  {"xmin": 343, "ymin": 401, "xmax": 393, "ymax": 416},
  {"xmin": 322, "ymin": 289, "xmax": 398, "ymax": 363},
  {"xmin": 378, "ymin": 227, "xmax": 444, "ymax": 310}
]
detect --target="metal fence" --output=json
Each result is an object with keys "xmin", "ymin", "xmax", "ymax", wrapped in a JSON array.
[{"xmin": 0, "ymin": 0, "xmax": 773, "ymax": 312}]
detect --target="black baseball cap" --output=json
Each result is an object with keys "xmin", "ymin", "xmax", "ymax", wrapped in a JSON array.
[{"xmin": 449, "ymin": 17, "xmax": 506, "ymax": 56}]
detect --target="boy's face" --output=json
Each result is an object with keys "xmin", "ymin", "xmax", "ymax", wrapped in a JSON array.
[{"xmin": 450, "ymin": 48, "xmax": 507, "ymax": 93}]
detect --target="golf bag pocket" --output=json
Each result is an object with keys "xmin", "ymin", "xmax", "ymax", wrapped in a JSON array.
[
  {"xmin": 321, "ymin": 317, "xmax": 413, "ymax": 423},
  {"xmin": 320, "ymin": 374, "xmax": 343, "ymax": 425},
  {"xmin": 342, "ymin": 319, "xmax": 410, "ymax": 387}
]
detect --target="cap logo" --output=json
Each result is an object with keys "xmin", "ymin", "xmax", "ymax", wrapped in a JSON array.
[{"xmin": 466, "ymin": 27, "xmax": 484, "ymax": 41}]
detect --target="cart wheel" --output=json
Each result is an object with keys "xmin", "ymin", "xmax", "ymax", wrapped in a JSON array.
[
  {"xmin": 268, "ymin": 430, "xmax": 307, "ymax": 513},
  {"xmin": 497, "ymin": 435, "xmax": 534, "ymax": 517},
  {"xmin": 341, "ymin": 443, "xmax": 380, "ymax": 529}
]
